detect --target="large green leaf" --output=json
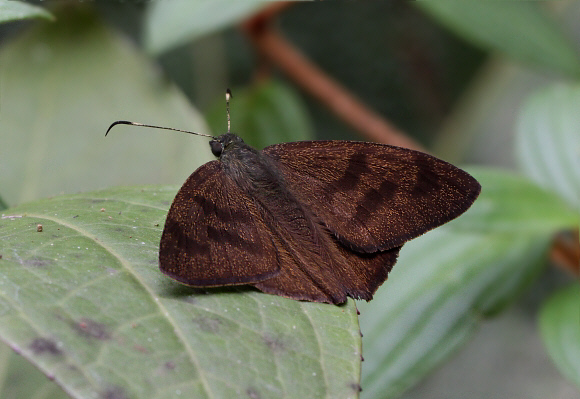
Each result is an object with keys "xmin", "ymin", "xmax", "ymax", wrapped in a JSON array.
[
  {"xmin": 416, "ymin": 1, "xmax": 580, "ymax": 77},
  {"xmin": 517, "ymin": 83, "xmax": 580, "ymax": 211},
  {"xmin": 145, "ymin": 0, "xmax": 271, "ymax": 55},
  {"xmin": 358, "ymin": 168, "xmax": 577, "ymax": 399},
  {"xmin": 0, "ymin": 7, "xmax": 212, "ymax": 207},
  {"xmin": 450, "ymin": 168, "xmax": 578, "ymax": 233},
  {"xmin": 539, "ymin": 284, "xmax": 580, "ymax": 391},
  {"xmin": 0, "ymin": 342, "xmax": 69, "ymax": 399},
  {"xmin": 206, "ymin": 81, "xmax": 314, "ymax": 149},
  {"xmin": 0, "ymin": 0, "xmax": 53, "ymax": 24},
  {"xmin": 519, "ymin": 83, "xmax": 580, "ymax": 396},
  {"xmin": 0, "ymin": 186, "xmax": 362, "ymax": 399}
]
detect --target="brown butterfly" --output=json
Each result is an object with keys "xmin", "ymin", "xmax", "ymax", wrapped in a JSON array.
[{"xmin": 106, "ymin": 90, "xmax": 480, "ymax": 304}]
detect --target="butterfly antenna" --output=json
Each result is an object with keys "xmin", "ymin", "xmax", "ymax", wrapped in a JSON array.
[
  {"xmin": 226, "ymin": 88, "xmax": 232, "ymax": 133},
  {"xmin": 105, "ymin": 121, "xmax": 216, "ymax": 139}
]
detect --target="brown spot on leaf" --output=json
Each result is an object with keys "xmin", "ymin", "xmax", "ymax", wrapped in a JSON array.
[
  {"xmin": 262, "ymin": 333, "xmax": 285, "ymax": 352},
  {"xmin": 193, "ymin": 316, "xmax": 222, "ymax": 333},
  {"xmin": 24, "ymin": 257, "xmax": 52, "ymax": 267},
  {"xmin": 73, "ymin": 319, "xmax": 111, "ymax": 340},
  {"xmin": 133, "ymin": 344, "xmax": 148, "ymax": 354},
  {"xmin": 29, "ymin": 337, "xmax": 61, "ymax": 355},
  {"xmin": 349, "ymin": 383, "xmax": 362, "ymax": 392},
  {"xmin": 165, "ymin": 361, "xmax": 176, "ymax": 370},
  {"xmin": 183, "ymin": 296, "xmax": 198, "ymax": 304},
  {"xmin": 101, "ymin": 386, "xmax": 127, "ymax": 399},
  {"xmin": 246, "ymin": 387, "xmax": 261, "ymax": 399}
]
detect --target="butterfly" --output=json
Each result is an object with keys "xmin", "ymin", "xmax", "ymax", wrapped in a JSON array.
[{"xmin": 106, "ymin": 91, "xmax": 480, "ymax": 304}]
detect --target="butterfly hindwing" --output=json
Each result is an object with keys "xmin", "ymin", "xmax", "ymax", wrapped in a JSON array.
[
  {"xmin": 230, "ymin": 190, "xmax": 401, "ymax": 304},
  {"xmin": 159, "ymin": 160, "xmax": 280, "ymax": 286},
  {"xmin": 253, "ymin": 243, "xmax": 401, "ymax": 303},
  {"xmin": 262, "ymin": 141, "xmax": 481, "ymax": 253}
]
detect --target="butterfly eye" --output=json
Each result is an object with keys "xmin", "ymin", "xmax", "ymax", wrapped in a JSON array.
[{"xmin": 210, "ymin": 140, "xmax": 223, "ymax": 157}]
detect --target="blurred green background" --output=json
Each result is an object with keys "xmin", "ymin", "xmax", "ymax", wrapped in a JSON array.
[{"xmin": 0, "ymin": 1, "xmax": 579, "ymax": 399}]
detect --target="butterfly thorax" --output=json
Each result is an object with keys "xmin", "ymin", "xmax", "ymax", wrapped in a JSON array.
[
  {"xmin": 211, "ymin": 133, "xmax": 331, "ymax": 253},
  {"xmin": 214, "ymin": 133, "xmax": 290, "ymax": 201}
]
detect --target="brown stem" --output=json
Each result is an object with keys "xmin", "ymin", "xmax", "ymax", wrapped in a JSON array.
[
  {"xmin": 551, "ymin": 228, "xmax": 580, "ymax": 276},
  {"xmin": 242, "ymin": 4, "xmax": 423, "ymax": 151}
]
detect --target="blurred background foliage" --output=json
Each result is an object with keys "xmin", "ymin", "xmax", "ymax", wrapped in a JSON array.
[{"xmin": 0, "ymin": 1, "xmax": 579, "ymax": 398}]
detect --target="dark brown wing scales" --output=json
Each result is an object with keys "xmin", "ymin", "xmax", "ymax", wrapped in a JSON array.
[
  {"xmin": 253, "ymin": 241, "xmax": 401, "ymax": 303},
  {"xmin": 159, "ymin": 161, "xmax": 280, "ymax": 286},
  {"xmin": 246, "ymin": 202, "xmax": 401, "ymax": 303},
  {"xmin": 159, "ymin": 135, "xmax": 479, "ymax": 304},
  {"xmin": 263, "ymin": 141, "xmax": 480, "ymax": 253},
  {"xmin": 335, "ymin": 245, "xmax": 401, "ymax": 301}
]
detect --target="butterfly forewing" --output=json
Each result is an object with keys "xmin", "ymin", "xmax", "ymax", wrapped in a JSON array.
[
  {"xmin": 159, "ymin": 160, "xmax": 280, "ymax": 286},
  {"xmin": 263, "ymin": 141, "xmax": 481, "ymax": 253}
]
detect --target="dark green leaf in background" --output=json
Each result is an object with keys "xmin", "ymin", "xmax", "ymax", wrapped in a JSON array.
[
  {"xmin": 0, "ymin": 8, "xmax": 211, "ymax": 207},
  {"xmin": 517, "ymin": 83, "xmax": 580, "ymax": 395},
  {"xmin": 0, "ymin": 0, "xmax": 53, "ymax": 24},
  {"xmin": 358, "ymin": 168, "xmax": 576, "ymax": 399},
  {"xmin": 540, "ymin": 284, "xmax": 580, "ymax": 391},
  {"xmin": 450, "ymin": 168, "xmax": 578, "ymax": 233},
  {"xmin": 145, "ymin": 0, "xmax": 271, "ymax": 55},
  {"xmin": 517, "ymin": 83, "xmax": 580, "ymax": 211},
  {"xmin": 0, "ymin": 186, "xmax": 362, "ymax": 399},
  {"xmin": 416, "ymin": 1, "xmax": 580, "ymax": 77}
]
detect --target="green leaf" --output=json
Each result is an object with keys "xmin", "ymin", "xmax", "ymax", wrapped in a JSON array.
[
  {"xmin": 145, "ymin": 0, "xmax": 271, "ymax": 55},
  {"xmin": 539, "ymin": 284, "xmax": 580, "ymax": 391},
  {"xmin": 451, "ymin": 168, "xmax": 578, "ymax": 233},
  {"xmin": 0, "ymin": 342, "xmax": 69, "ymax": 399},
  {"xmin": 206, "ymin": 81, "xmax": 314, "ymax": 149},
  {"xmin": 0, "ymin": 186, "xmax": 362, "ymax": 399},
  {"xmin": 358, "ymin": 167, "xmax": 574, "ymax": 399},
  {"xmin": 416, "ymin": 1, "xmax": 580, "ymax": 77},
  {"xmin": 517, "ymin": 83, "xmax": 580, "ymax": 211},
  {"xmin": 0, "ymin": 7, "xmax": 212, "ymax": 207},
  {"xmin": 0, "ymin": 0, "xmax": 53, "ymax": 24}
]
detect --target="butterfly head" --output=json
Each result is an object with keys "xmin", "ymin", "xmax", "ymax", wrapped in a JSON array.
[{"xmin": 209, "ymin": 133, "xmax": 245, "ymax": 158}]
